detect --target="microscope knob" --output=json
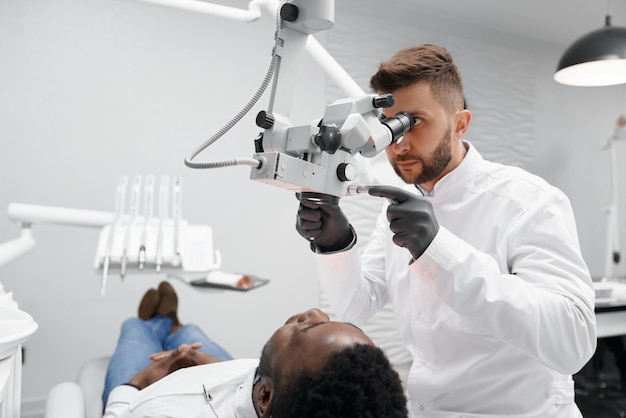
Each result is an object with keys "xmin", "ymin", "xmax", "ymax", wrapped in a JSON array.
[
  {"xmin": 280, "ymin": 3, "xmax": 299, "ymax": 22},
  {"xmin": 337, "ymin": 163, "xmax": 357, "ymax": 182},
  {"xmin": 256, "ymin": 111, "xmax": 275, "ymax": 129},
  {"xmin": 372, "ymin": 94, "xmax": 395, "ymax": 108},
  {"xmin": 314, "ymin": 124, "xmax": 342, "ymax": 154}
]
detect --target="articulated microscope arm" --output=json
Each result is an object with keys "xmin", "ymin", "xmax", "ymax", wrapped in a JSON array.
[
  {"xmin": 248, "ymin": 0, "xmax": 414, "ymax": 199},
  {"xmin": 179, "ymin": 0, "xmax": 415, "ymax": 198}
]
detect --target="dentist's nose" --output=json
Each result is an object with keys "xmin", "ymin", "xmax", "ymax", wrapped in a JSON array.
[{"xmin": 390, "ymin": 136, "xmax": 410, "ymax": 154}]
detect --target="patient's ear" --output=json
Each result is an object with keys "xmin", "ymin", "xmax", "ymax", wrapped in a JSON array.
[{"xmin": 256, "ymin": 377, "xmax": 274, "ymax": 418}]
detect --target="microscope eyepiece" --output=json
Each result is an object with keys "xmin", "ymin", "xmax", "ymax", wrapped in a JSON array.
[
  {"xmin": 381, "ymin": 112, "xmax": 415, "ymax": 143},
  {"xmin": 372, "ymin": 94, "xmax": 395, "ymax": 109}
]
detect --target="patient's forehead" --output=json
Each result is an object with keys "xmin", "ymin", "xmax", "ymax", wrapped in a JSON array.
[{"xmin": 268, "ymin": 321, "xmax": 374, "ymax": 372}]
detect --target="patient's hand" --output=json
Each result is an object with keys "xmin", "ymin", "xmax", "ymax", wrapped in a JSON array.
[
  {"xmin": 128, "ymin": 343, "xmax": 221, "ymax": 390},
  {"xmin": 149, "ymin": 342, "xmax": 222, "ymax": 365}
]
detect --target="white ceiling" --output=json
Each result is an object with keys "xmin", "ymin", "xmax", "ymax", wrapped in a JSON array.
[
  {"xmin": 402, "ymin": 0, "xmax": 626, "ymax": 47},
  {"xmin": 199, "ymin": 0, "xmax": 626, "ymax": 47}
]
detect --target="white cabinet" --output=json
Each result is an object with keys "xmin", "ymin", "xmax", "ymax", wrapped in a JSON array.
[
  {"xmin": 0, "ymin": 308, "xmax": 38, "ymax": 418},
  {"xmin": 0, "ymin": 349, "xmax": 22, "ymax": 418}
]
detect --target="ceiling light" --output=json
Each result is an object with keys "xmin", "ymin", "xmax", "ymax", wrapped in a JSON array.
[{"xmin": 555, "ymin": 14, "xmax": 626, "ymax": 86}]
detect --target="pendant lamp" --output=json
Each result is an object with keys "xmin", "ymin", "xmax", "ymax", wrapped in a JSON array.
[{"xmin": 554, "ymin": 14, "xmax": 626, "ymax": 86}]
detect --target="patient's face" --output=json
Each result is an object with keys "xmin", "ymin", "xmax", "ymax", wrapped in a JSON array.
[{"xmin": 264, "ymin": 308, "xmax": 374, "ymax": 375}]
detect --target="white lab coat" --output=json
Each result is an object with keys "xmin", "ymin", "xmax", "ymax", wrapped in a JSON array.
[
  {"xmin": 104, "ymin": 359, "xmax": 259, "ymax": 418},
  {"xmin": 315, "ymin": 143, "xmax": 596, "ymax": 417}
]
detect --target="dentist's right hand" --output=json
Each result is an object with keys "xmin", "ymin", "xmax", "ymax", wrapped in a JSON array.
[
  {"xmin": 368, "ymin": 185, "xmax": 439, "ymax": 260},
  {"xmin": 295, "ymin": 194, "xmax": 355, "ymax": 253}
]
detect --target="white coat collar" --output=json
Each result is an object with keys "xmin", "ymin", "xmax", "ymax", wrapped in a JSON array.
[{"xmin": 429, "ymin": 141, "xmax": 483, "ymax": 199}]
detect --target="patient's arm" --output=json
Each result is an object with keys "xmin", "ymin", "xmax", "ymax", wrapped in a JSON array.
[
  {"xmin": 128, "ymin": 343, "xmax": 219, "ymax": 390},
  {"xmin": 149, "ymin": 342, "xmax": 224, "ymax": 365}
]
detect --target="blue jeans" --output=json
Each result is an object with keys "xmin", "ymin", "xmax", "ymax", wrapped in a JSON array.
[{"xmin": 102, "ymin": 316, "xmax": 233, "ymax": 405}]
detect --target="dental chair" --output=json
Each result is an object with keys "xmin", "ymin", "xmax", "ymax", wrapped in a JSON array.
[{"xmin": 44, "ymin": 356, "xmax": 109, "ymax": 418}]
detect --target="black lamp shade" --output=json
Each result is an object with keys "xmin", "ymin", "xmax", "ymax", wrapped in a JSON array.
[{"xmin": 555, "ymin": 25, "xmax": 626, "ymax": 86}]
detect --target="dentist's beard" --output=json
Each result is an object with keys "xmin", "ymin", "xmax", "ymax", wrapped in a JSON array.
[{"xmin": 391, "ymin": 125, "xmax": 452, "ymax": 185}]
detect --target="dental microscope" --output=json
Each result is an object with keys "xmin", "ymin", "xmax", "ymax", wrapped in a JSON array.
[{"xmin": 185, "ymin": 0, "xmax": 415, "ymax": 202}]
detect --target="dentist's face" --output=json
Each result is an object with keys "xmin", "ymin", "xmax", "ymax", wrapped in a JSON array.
[{"xmin": 382, "ymin": 80, "xmax": 469, "ymax": 191}]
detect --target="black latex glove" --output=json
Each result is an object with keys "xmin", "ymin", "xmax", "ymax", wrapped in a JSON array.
[
  {"xmin": 295, "ymin": 194, "xmax": 354, "ymax": 253},
  {"xmin": 368, "ymin": 185, "xmax": 439, "ymax": 260}
]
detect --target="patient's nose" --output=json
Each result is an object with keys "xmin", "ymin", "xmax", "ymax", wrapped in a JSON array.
[{"xmin": 295, "ymin": 308, "xmax": 328, "ymax": 324}]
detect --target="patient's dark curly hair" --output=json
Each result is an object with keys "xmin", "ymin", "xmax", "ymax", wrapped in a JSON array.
[{"xmin": 269, "ymin": 344, "xmax": 408, "ymax": 418}]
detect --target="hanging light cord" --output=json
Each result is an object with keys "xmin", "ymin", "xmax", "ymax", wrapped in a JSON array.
[
  {"xmin": 183, "ymin": 5, "xmax": 282, "ymax": 170},
  {"xmin": 606, "ymin": 0, "xmax": 613, "ymax": 26}
]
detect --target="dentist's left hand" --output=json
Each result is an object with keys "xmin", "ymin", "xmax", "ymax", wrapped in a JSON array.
[{"xmin": 368, "ymin": 185, "xmax": 439, "ymax": 260}]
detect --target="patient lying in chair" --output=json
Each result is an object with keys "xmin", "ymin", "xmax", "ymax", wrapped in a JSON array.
[{"xmin": 102, "ymin": 281, "xmax": 408, "ymax": 418}]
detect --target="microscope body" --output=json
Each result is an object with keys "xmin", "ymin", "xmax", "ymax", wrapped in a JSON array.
[
  {"xmin": 249, "ymin": 0, "xmax": 413, "ymax": 198},
  {"xmin": 251, "ymin": 94, "xmax": 402, "ymax": 197}
]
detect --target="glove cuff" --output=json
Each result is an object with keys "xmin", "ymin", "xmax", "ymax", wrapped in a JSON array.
[{"xmin": 310, "ymin": 225, "xmax": 357, "ymax": 254}]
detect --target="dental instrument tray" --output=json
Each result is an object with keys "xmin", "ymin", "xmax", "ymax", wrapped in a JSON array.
[{"xmin": 175, "ymin": 271, "xmax": 270, "ymax": 292}]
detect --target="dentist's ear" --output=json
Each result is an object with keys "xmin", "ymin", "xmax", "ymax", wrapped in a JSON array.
[
  {"xmin": 453, "ymin": 109, "xmax": 471, "ymax": 139},
  {"xmin": 256, "ymin": 377, "xmax": 274, "ymax": 418}
]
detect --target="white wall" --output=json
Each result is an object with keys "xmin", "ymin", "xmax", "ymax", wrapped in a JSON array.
[
  {"xmin": 2, "ymin": 0, "xmax": 626, "ymax": 412},
  {"xmin": 0, "ymin": 0, "xmax": 325, "ymax": 407}
]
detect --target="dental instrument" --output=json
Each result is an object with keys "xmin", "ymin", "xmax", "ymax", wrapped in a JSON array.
[
  {"xmin": 172, "ymin": 176, "xmax": 182, "ymax": 267},
  {"xmin": 101, "ymin": 176, "xmax": 128, "ymax": 295},
  {"xmin": 155, "ymin": 176, "xmax": 169, "ymax": 273},
  {"xmin": 138, "ymin": 175, "xmax": 155, "ymax": 270},
  {"xmin": 121, "ymin": 176, "xmax": 142, "ymax": 279}
]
